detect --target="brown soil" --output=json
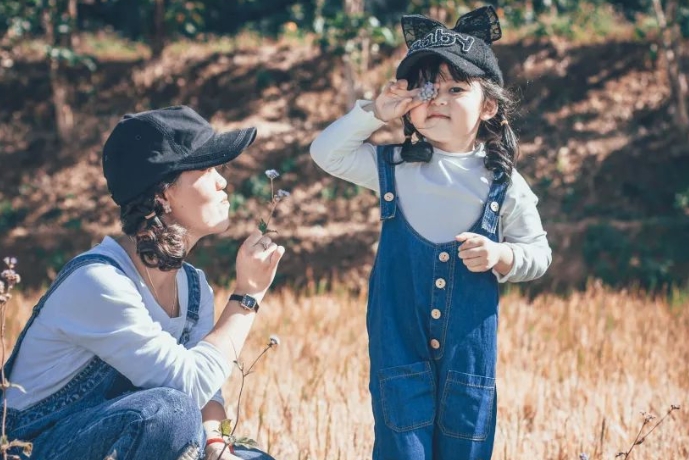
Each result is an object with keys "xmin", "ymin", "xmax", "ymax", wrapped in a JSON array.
[{"xmin": 1, "ymin": 38, "xmax": 688, "ymax": 293}]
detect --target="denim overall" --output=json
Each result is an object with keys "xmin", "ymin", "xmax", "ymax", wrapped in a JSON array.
[
  {"xmin": 3, "ymin": 254, "xmax": 273, "ymax": 460},
  {"xmin": 367, "ymin": 145, "xmax": 508, "ymax": 460}
]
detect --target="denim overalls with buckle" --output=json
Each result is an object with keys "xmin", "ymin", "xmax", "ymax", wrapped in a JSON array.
[
  {"xmin": 2, "ymin": 253, "xmax": 203, "ymax": 459},
  {"xmin": 367, "ymin": 145, "xmax": 508, "ymax": 460}
]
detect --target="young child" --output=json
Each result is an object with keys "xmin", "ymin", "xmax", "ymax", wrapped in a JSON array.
[{"xmin": 310, "ymin": 6, "xmax": 551, "ymax": 460}]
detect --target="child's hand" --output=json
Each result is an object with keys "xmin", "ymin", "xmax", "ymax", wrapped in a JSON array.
[
  {"xmin": 456, "ymin": 232, "xmax": 509, "ymax": 273},
  {"xmin": 372, "ymin": 79, "xmax": 425, "ymax": 122}
]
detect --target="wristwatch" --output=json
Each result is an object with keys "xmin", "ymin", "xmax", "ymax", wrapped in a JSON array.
[{"xmin": 229, "ymin": 293, "xmax": 260, "ymax": 313}]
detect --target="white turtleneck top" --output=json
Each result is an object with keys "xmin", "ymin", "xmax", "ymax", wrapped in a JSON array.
[{"xmin": 310, "ymin": 100, "xmax": 551, "ymax": 283}]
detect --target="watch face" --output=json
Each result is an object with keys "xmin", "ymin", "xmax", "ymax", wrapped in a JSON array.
[{"xmin": 242, "ymin": 295, "xmax": 257, "ymax": 309}]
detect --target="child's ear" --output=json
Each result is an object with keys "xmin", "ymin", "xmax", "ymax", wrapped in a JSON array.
[{"xmin": 481, "ymin": 98, "xmax": 499, "ymax": 121}]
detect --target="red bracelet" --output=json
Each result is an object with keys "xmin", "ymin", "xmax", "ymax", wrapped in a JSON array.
[{"xmin": 206, "ymin": 438, "xmax": 234, "ymax": 453}]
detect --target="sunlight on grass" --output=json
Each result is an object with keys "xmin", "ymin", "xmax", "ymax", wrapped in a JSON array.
[
  {"xmin": 3, "ymin": 284, "xmax": 687, "ymax": 458},
  {"xmin": 220, "ymin": 284, "xmax": 687, "ymax": 459},
  {"xmin": 79, "ymin": 32, "xmax": 150, "ymax": 61}
]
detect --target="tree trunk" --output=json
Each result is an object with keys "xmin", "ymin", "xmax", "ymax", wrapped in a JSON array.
[
  {"xmin": 68, "ymin": 0, "xmax": 79, "ymax": 48},
  {"xmin": 342, "ymin": 0, "xmax": 365, "ymax": 109},
  {"xmin": 652, "ymin": 0, "xmax": 689, "ymax": 138},
  {"xmin": 151, "ymin": 0, "xmax": 166, "ymax": 59},
  {"xmin": 344, "ymin": 0, "xmax": 363, "ymax": 15},
  {"xmin": 43, "ymin": 0, "xmax": 74, "ymax": 145},
  {"xmin": 49, "ymin": 63, "xmax": 74, "ymax": 143}
]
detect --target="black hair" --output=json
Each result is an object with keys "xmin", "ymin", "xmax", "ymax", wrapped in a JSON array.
[
  {"xmin": 120, "ymin": 171, "xmax": 187, "ymax": 271},
  {"xmin": 395, "ymin": 55, "xmax": 520, "ymax": 183}
]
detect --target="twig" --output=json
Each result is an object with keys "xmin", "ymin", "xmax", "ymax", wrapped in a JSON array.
[{"xmin": 617, "ymin": 405, "xmax": 681, "ymax": 459}]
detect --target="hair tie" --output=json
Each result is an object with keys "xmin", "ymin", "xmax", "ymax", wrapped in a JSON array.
[
  {"xmin": 144, "ymin": 211, "xmax": 156, "ymax": 220},
  {"xmin": 500, "ymin": 120, "xmax": 509, "ymax": 126}
]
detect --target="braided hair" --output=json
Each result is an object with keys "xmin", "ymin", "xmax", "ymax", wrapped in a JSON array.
[{"xmin": 120, "ymin": 171, "xmax": 188, "ymax": 271}]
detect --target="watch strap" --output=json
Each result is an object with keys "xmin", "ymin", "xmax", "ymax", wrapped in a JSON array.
[{"xmin": 229, "ymin": 293, "xmax": 260, "ymax": 312}]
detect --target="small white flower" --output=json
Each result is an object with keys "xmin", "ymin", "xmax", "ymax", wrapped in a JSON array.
[
  {"xmin": 265, "ymin": 169, "xmax": 280, "ymax": 180},
  {"xmin": 269, "ymin": 335, "xmax": 281, "ymax": 347},
  {"xmin": 419, "ymin": 81, "xmax": 437, "ymax": 102}
]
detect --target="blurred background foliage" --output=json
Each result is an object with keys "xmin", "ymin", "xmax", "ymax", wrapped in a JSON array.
[
  {"xmin": 2, "ymin": 1, "xmax": 688, "ymax": 48},
  {"xmin": 1, "ymin": 0, "xmax": 688, "ymax": 293}
]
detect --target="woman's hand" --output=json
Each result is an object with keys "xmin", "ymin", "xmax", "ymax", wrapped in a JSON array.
[
  {"xmin": 456, "ymin": 232, "xmax": 514, "ymax": 274},
  {"xmin": 234, "ymin": 229, "xmax": 285, "ymax": 303},
  {"xmin": 204, "ymin": 443, "xmax": 241, "ymax": 460},
  {"xmin": 371, "ymin": 79, "xmax": 425, "ymax": 122}
]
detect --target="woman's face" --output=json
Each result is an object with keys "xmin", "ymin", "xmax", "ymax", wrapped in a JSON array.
[{"xmin": 164, "ymin": 167, "xmax": 231, "ymax": 241}]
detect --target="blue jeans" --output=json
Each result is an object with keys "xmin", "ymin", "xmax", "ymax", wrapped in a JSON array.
[
  {"xmin": 26, "ymin": 388, "xmax": 202, "ymax": 459},
  {"xmin": 17, "ymin": 387, "xmax": 272, "ymax": 460}
]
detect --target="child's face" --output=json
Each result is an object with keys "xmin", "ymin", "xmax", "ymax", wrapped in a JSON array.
[{"xmin": 408, "ymin": 63, "xmax": 496, "ymax": 153}]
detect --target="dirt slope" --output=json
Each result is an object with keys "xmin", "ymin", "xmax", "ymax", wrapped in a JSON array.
[{"xmin": 1, "ymin": 38, "xmax": 688, "ymax": 292}]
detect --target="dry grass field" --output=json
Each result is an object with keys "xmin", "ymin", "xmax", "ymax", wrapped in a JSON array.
[{"xmin": 3, "ymin": 284, "xmax": 688, "ymax": 460}]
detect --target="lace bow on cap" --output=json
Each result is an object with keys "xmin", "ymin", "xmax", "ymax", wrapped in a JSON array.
[{"xmin": 401, "ymin": 6, "xmax": 502, "ymax": 48}]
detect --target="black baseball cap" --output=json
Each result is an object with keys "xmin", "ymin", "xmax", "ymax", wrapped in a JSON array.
[
  {"xmin": 103, "ymin": 105, "xmax": 256, "ymax": 206},
  {"xmin": 396, "ymin": 6, "xmax": 504, "ymax": 86}
]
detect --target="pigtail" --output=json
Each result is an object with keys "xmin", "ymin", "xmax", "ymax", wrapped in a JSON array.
[
  {"xmin": 481, "ymin": 110, "xmax": 519, "ymax": 183},
  {"xmin": 398, "ymin": 117, "xmax": 434, "ymax": 163}
]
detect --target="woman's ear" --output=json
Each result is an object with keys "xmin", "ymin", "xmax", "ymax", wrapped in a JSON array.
[
  {"xmin": 481, "ymin": 98, "xmax": 499, "ymax": 121},
  {"xmin": 157, "ymin": 194, "xmax": 172, "ymax": 214}
]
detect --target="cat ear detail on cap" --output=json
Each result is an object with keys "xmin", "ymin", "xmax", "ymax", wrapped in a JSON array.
[
  {"xmin": 452, "ymin": 5, "xmax": 502, "ymax": 44},
  {"xmin": 401, "ymin": 6, "xmax": 502, "ymax": 47}
]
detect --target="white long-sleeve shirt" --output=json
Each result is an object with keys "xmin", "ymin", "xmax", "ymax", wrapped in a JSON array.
[
  {"xmin": 310, "ymin": 100, "xmax": 552, "ymax": 283},
  {"xmin": 5, "ymin": 236, "xmax": 230, "ymax": 410}
]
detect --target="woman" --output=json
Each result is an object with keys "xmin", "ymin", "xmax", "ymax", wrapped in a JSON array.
[{"xmin": 3, "ymin": 105, "xmax": 284, "ymax": 460}]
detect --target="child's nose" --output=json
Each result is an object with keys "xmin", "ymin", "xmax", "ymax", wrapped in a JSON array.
[{"xmin": 431, "ymin": 94, "xmax": 448, "ymax": 106}]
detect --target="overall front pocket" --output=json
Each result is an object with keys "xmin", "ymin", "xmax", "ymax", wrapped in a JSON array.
[
  {"xmin": 378, "ymin": 361, "xmax": 436, "ymax": 432},
  {"xmin": 438, "ymin": 370, "xmax": 495, "ymax": 440}
]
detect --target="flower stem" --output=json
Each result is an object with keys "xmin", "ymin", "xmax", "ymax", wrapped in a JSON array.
[{"xmin": 230, "ymin": 343, "xmax": 273, "ymax": 437}]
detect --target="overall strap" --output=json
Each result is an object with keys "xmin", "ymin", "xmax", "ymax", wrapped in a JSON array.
[
  {"xmin": 2, "ymin": 254, "xmax": 124, "ymax": 381},
  {"xmin": 178, "ymin": 262, "xmax": 200, "ymax": 346},
  {"xmin": 376, "ymin": 145, "xmax": 398, "ymax": 220},
  {"xmin": 476, "ymin": 172, "xmax": 510, "ymax": 236}
]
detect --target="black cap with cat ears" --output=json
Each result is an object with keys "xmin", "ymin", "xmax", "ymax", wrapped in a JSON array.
[{"xmin": 396, "ymin": 6, "xmax": 504, "ymax": 86}]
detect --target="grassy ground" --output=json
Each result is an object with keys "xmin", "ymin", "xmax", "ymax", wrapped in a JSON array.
[{"xmin": 6, "ymin": 285, "xmax": 685, "ymax": 459}]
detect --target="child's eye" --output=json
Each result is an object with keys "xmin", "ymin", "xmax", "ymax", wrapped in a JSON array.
[{"xmin": 449, "ymin": 86, "xmax": 465, "ymax": 94}]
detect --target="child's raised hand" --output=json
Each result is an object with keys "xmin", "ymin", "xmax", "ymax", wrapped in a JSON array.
[
  {"xmin": 372, "ymin": 79, "xmax": 425, "ymax": 122},
  {"xmin": 456, "ymin": 232, "xmax": 503, "ymax": 273}
]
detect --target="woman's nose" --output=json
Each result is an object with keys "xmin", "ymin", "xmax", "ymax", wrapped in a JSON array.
[{"xmin": 215, "ymin": 169, "xmax": 228, "ymax": 190}]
